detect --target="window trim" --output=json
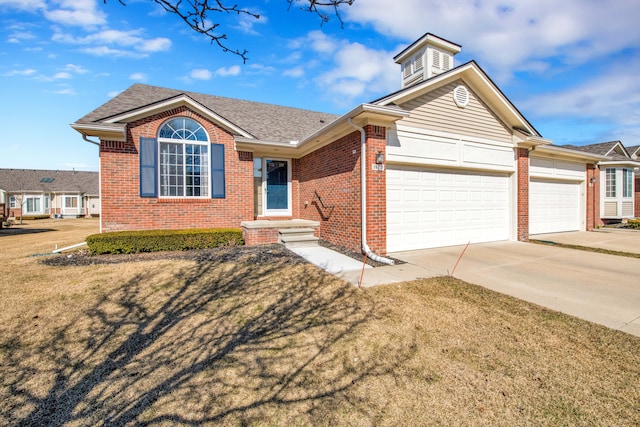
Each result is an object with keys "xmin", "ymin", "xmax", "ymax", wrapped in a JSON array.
[
  {"xmin": 157, "ymin": 117, "xmax": 211, "ymax": 199},
  {"xmin": 622, "ymin": 168, "xmax": 633, "ymax": 198},
  {"xmin": 605, "ymin": 168, "xmax": 616, "ymax": 198}
]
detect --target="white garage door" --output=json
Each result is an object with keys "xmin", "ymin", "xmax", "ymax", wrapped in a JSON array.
[
  {"xmin": 387, "ymin": 166, "xmax": 510, "ymax": 252},
  {"xmin": 529, "ymin": 179, "xmax": 581, "ymax": 235}
]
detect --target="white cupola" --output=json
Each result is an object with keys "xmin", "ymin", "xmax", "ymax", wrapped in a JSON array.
[{"xmin": 394, "ymin": 33, "xmax": 462, "ymax": 89}]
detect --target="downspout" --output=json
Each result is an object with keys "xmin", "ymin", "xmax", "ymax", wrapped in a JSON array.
[
  {"xmin": 82, "ymin": 134, "xmax": 100, "ymax": 146},
  {"xmin": 347, "ymin": 118, "xmax": 395, "ymax": 265},
  {"xmin": 81, "ymin": 134, "xmax": 102, "ymax": 232}
]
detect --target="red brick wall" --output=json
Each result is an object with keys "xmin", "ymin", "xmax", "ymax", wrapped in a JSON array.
[
  {"xmin": 99, "ymin": 107, "xmax": 254, "ymax": 232},
  {"xmin": 635, "ymin": 176, "xmax": 640, "ymax": 218},
  {"xmin": 364, "ymin": 125, "xmax": 388, "ymax": 254},
  {"xmin": 298, "ymin": 126, "xmax": 388, "ymax": 255},
  {"xmin": 586, "ymin": 164, "xmax": 601, "ymax": 230},
  {"xmin": 516, "ymin": 148, "xmax": 529, "ymax": 241},
  {"xmin": 298, "ymin": 130, "xmax": 362, "ymax": 253}
]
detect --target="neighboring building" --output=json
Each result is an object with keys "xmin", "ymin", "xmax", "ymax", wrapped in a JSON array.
[
  {"xmin": 566, "ymin": 141, "xmax": 640, "ymax": 223},
  {"xmin": 71, "ymin": 33, "xmax": 615, "ymax": 256},
  {"xmin": 0, "ymin": 169, "xmax": 99, "ymax": 219}
]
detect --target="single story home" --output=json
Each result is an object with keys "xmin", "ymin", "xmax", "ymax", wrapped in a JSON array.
[
  {"xmin": 0, "ymin": 169, "xmax": 100, "ymax": 220},
  {"xmin": 564, "ymin": 141, "xmax": 640, "ymax": 224},
  {"xmin": 71, "ymin": 33, "xmax": 636, "ymax": 259}
]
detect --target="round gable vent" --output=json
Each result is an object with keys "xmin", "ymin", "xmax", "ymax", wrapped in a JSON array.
[{"xmin": 453, "ymin": 85, "xmax": 469, "ymax": 108}]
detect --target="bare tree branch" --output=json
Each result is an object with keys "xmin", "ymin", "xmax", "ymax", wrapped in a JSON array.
[{"xmin": 106, "ymin": 0, "xmax": 354, "ymax": 63}]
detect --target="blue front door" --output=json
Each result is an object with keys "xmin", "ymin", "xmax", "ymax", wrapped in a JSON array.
[{"xmin": 265, "ymin": 159, "xmax": 290, "ymax": 215}]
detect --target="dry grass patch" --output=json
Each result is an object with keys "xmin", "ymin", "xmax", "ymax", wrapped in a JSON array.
[{"xmin": 1, "ymin": 219, "xmax": 639, "ymax": 426}]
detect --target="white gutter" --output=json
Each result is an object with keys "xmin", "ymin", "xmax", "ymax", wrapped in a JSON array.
[
  {"xmin": 347, "ymin": 118, "xmax": 395, "ymax": 266},
  {"xmin": 82, "ymin": 134, "xmax": 100, "ymax": 146}
]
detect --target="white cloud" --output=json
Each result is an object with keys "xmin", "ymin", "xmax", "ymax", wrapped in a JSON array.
[
  {"xmin": 235, "ymin": 14, "xmax": 267, "ymax": 35},
  {"xmin": 3, "ymin": 68, "xmax": 37, "ymax": 76},
  {"xmin": 52, "ymin": 29, "xmax": 171, "ymax": 56},
  {"xmin": 138, "ymin": 37, "xmax": 171, "ymax": 52},
  {"xmin": 64, "ymin": 63, "xmax": 88, "ymax": 74},
  {"xmin": 521, "ymin": 63, "xmax": 640, "ymax": 127},
  {"xmin": 80, "ymin": 46, "xmax": 147, "ymax": 58},
  {"xmin": 313, "ymin": 38, "xmax": 398, "ymax": 105},
  {"xmin": 129, "ymin": 72, "xmax": 147, "ymax": 81},
  {"xmin": 0, "ymin": 0, "xmax": 46, "ymax": 10},
  {"xmin": 107, "ymin": 90, "xmax": 122, "ymax": 98},
  {"xmin": 283, "ymin": 66, "xmax": 305, "ymax": 78},
  {"xmin": 344, "ymin": 0, "xmax": 640, "ymax": 79},
  {"xmin": 53, "ymin": 71, "xmax": 71, "ymax": 79},
  {"xmin": 43, "ymin": 0, "xmax": 106, "ymax": 29},
  {"xmin": 215, "ymin": 65, "xmax": 241, "ymax": 77},
  {"xmin": 190, "ymin": 69, "xmax": 212, "ymax": 80}
]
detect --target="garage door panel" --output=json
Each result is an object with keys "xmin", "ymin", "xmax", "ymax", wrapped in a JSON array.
[
  {"xmin": 529, "ymin": 179, "xmax": 581, "ymax": 234},
  {"xmin": 387, "ymin": 167, "xmax": 510, "ymax": 251}
]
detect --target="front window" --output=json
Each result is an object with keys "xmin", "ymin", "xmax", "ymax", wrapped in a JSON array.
[
  {"xmin": 26, "ymin": 197, "xmax": 40, "ymax": 213},
  {"xmin": 623, "ymin": 169, "xmax": 633, "ymax": 198},
  {"xmin": 606, "ymin": 168, "xmax": 616, "ymax": 198},
  {"xmin": 9, "ymin": 196, "xmax": 16, "ymax": 208},
  {"xmin": 65, "ymin": 196, "xmax": 78, "ymax": 208},
  {"xmin": 158, "ymin": 118, "xmax": 209, "ymax": 198}
]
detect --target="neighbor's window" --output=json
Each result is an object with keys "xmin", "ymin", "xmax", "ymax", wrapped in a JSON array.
[
  {"xmin": 605, "ymin": 168, "xmax": 616, "ymax": 198},
  {"xmin": 158, "ymin": 117, "xmax": 210, "ymax": 197},
  {"xmin": 623, "ymin": 169, "xmax": 633, "ymax": 198},
  {"xmin": 26, "ymin": 197, "xmax": 40, "ymax": 213},
  {"xmin": 65, "ymin": 196, "xmax": 78, "ymax": 208}
]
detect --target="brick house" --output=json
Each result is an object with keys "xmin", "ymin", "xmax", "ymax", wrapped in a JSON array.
[
  {"xmin": 71, "ymin": 33, "xmax": 631, "ymax": 259},
  {"xmin": 0, "ymin": 169, "xmax": 99, "ymax": 220}
]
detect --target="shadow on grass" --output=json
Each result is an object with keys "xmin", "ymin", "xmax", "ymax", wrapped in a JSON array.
[
  {"xmin": 0, "ymin": 228, "xmax": 56, "ymax": 237},
  {"xmin": 2, "ymin": 248, "xmax": 407, "ymax": 425}
]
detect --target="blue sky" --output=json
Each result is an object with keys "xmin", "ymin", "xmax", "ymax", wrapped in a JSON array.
[{"xmin": 1, "ymin": 0, "xmax": 639, "ymax": 172}]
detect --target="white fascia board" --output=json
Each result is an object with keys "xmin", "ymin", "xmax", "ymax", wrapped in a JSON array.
[
  {"xmin": 394, "ymin": 33, "xmax": 461, "ymax": 63},
  {"xmin": 598, "ymin": 159, "xmax": 640, "ymax": 167},
  {"xmin": 70, "ymin": 122, "xmax": 127, "ymax": 141},
  {"xmin": 534, "ymin": 145, "xmax": 607, "ymax": 162},
  {"xmin": 104, "ymin": 95, "xmax": 254, "ymax": 138}
]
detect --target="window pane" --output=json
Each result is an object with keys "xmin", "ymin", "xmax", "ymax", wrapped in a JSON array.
[{"xmin": 606, "ymin": 168, "xmax": 616, "ymax": 198}]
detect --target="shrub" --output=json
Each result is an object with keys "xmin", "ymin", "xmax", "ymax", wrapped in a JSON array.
[
  {"xmin": 86, "ymin": 228, "xmax": 244, "ymax": 255},
  {"xmin": 628, "ymin": 219, "xmax": 640, "ymax": 229}
]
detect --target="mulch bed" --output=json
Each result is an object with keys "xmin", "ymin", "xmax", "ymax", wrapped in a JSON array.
[
  {"xmin": 40, "ymin": 244, "xmax": 307, "ymax": 267},
  {"xmin": 40, "ymin": 242, "xmax": 405, "ymax": 268}
]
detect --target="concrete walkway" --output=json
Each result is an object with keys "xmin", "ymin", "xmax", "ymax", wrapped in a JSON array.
[
  {"xmin": 294, "ymin": 229, "xmax": 640, "ymax": 337},
  {"xmin": 532, "ymin": 227, "xmax": 640, "ymax": 254},
  {"xmin": 393, "ymin": 240, "xmax": 640, "ymax": 337}
]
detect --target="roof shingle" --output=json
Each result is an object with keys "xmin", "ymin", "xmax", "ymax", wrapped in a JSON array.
[
  {"xmin": 75, "ymin": 83, "xmax": 340, "ymax": 143},
  {"xmin": 0, "ymin": 169, "xmax": 99, "ymax": 196}
]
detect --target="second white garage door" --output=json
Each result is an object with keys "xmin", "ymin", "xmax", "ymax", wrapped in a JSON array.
[
  {"xmin": 529, "ymin": 179, "xmax": 581, "ymax": 235},
  {"xmin": 387, "ymin": 166, "xmax": 510, "ymax": 252}
]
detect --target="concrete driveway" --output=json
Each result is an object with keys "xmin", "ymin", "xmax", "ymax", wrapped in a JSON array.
[{"xmin": 392, "ymin": 235, "xmax": 640, "ymax": 337}]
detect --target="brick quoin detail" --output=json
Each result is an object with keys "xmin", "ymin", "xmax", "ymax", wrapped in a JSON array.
[
  {"xmin": 99, "ymin": 107, "xmax": 254, "ymax": 233},
  {"xmin": 516, "ymin": 148, "xmax": 529, "ymax": 241}
]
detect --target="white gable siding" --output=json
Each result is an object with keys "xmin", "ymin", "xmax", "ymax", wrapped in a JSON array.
[{"xmin": 398, "ymin": 80, "xmax": 512, "ymax": 144}]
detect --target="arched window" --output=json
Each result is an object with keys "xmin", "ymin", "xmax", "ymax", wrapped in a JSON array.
[{"xmin": 158, "ymin": 118, "xmax": 210, "ymax": 197}]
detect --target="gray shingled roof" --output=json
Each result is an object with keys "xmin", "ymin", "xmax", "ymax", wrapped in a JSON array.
[
  {"xmin": 563, "ymin": 141, "xmax": 631, "ymax": 161},
  {"xmin": 75, "ymin": 83, "xmax": 340, "ymax": 143},
  {"xmin": 0, "ymin": 169, "xmax": 99, "ymax": 196},
  {"xmin": 626, "ymin": 145, "xmax": 640, "ymax": 158}
]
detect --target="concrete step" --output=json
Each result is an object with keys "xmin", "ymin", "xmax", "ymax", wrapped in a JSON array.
[{"xmin": 279, "ymin": 228, "xmax": 319, "ymax": 248}]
